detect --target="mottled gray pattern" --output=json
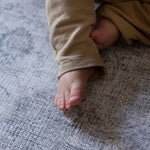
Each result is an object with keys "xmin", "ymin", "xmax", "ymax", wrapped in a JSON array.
[{"xmin": 0, "ymin": 0, "xmax": 150, "ymax": 150}]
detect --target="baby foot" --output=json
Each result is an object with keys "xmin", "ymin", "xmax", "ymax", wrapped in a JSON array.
[
  {"xmin": 55, "ymin": 68, "xmax": 95, "ymax": 110},
  {"xmin": 90, "ymin": 17, "xmax": 120, "ymax": 50}
]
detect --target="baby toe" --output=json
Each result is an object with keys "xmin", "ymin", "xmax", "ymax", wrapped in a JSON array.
[{"xmin": 57, "ymin": 95, "xmax": 66, "ymax": 110}]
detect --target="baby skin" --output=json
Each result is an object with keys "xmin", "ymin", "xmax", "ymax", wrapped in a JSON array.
[{"xmin": 55, "ymin": 17, "xmax": 120, "ymax": 110}]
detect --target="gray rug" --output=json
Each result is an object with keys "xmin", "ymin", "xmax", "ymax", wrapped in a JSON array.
[{"xmin": 0, "ymin": 0, "xmax": 150, "ymax": 150}]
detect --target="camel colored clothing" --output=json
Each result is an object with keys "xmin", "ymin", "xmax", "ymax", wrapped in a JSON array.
[
  {"xmin": 46, "ymin": 0, "xmax": 105, "ymax": 79},
  {"xmin": 46, "ymin": 0, "xmax": 150, "ymax": 79},
  {"xmin": 98, "ymin": 0, "xmax": 150, "ymax": 45}
]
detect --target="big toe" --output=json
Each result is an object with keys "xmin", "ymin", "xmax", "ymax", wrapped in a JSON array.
[
  {"xmin": 55, "ymin": 94, "xmax": 66, "ymax": 110},
  {"xmin": 67, "ymin": 87, "xmax": 84, "ymax": 106}
]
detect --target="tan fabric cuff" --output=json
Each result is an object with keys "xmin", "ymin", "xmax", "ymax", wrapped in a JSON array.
[{"xmin": 58, "ymin": 56, "xmax": 106, "ymax": 80}]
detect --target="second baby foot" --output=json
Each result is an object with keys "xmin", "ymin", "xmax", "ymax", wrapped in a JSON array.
[
  {"xmin": 55, "ymin": 68, "xmax": 95, "ymax": 110},
  {"xmin": 90, "ymin": 17, "xmax": 120, "ymax": 50}
]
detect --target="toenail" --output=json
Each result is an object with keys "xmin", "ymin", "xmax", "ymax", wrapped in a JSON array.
[
  {"xmin": 69, "ymin": 96, "xmax": 79, "ymax": 102},
  {"xmin": 66, "ymin": 104, "xmax": 71, "ymax": 109},
  {"xmin": 58, "ymin": 105, "xmax": 64, "ymax": 109}
]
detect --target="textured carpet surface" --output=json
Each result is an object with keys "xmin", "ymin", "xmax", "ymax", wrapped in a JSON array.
[{"xmin": 0, "ymin": 0, "xmax": 150, "ymax": 150}]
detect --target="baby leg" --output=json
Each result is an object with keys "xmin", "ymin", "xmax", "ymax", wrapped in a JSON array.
[{"xmin": 46, "ymin": 0, "xmax": 105, "ymax": 110}]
